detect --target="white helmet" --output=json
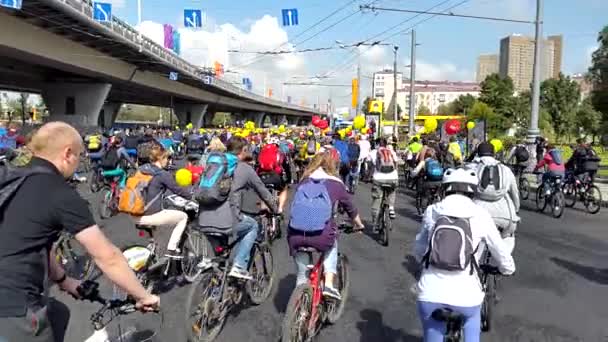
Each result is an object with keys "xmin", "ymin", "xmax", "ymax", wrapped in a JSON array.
[{"xmin": 442, "ymin": 167, "xmax": 479, "ymax": 194}]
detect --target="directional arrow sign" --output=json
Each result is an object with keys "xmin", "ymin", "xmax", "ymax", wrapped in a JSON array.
[
  {"xmin": 93, "ymin": 2, "xmax": 112, "ymax": 22},
  {"xmin": 184, "ymin": 9, "xmax": 202, "ymax": 28},
  {"xmin": 281, "ymin": 8, "xmax": 298, "ymax": 26},
  {"xmin": 0, "ymin": 0, "xmax": 22, "ymax": 9}
]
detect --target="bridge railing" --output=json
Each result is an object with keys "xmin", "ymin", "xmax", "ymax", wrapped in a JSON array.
[{"xmin": 52, "ymin": 0, "xmax": 314, "ymax": 113}]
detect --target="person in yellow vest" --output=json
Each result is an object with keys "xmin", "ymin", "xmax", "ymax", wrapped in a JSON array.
[{"xmin": 448, "ymin": 136, "xmax": 463, "ymax": 165}]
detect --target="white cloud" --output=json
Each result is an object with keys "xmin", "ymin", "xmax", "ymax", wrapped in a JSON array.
[{"xmin": 416, "ymin": 60, "xmax": 474, "ymax": 81}]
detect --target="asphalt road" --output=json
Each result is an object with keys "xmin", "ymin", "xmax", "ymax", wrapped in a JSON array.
[{"xmin": 56, "ymin": 182, "xmax": 608, "ymax": 342}]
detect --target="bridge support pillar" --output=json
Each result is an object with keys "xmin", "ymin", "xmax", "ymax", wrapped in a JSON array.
[
  {"xmin": 100, "ymin": 102, "xmax": 122, "ymax": 130},
  {"xmin": 174, "ymin": 104, "xmax": 208, "ymax": 129},
  {"xmin": 41, "ymin": 82, "xmax": 112, "ymax": 130}
]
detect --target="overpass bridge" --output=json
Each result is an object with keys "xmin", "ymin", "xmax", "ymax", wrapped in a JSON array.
[{"xmin": 0, "ymin": 0, "xmax": 319, "ymax": 130}]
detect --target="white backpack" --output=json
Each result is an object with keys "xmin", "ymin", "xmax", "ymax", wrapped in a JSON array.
[{"xmin": 476, "ymin": 161, "xmax": 508, "ymax": 202}]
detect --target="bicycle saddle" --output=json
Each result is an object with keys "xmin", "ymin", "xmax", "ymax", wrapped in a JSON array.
[
  {"xmin": 431, "ymin": 308, "xmax": 465, "ymax": 324},
  {"xmin": 296, "ymin": 246, "xmax": 322, "ymax": 254}
]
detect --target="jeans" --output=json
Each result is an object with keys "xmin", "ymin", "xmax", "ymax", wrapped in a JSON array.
[
  {"xmin": 294, "ymin": 242, "xmax": 338, "ymax": 286},
  {"xmin": 134, "ymin": 209, "xmax": 188, "ymax": 252},
  {"xmin": 541, "ymin": 170, "xmax": 565, "ymax": 193},
  {"xmin": 233, "ymin": 215, "xmax": 259, "ymax": 270},
  {"xmin": 346, "ymin": 162, "xmax": 359, "ymax": 190},
  {"xmin": 417, "ymin": 301, "xmax": 482, "ymax": 342}
]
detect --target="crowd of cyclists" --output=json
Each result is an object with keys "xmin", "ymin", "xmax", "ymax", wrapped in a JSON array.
[{"xmin": 0, "ymin": 119, "xmax": 603, "ymax": 342}]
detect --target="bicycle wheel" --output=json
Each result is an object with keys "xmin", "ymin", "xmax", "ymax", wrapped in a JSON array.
[
  {"xmin": 416, "ymin": 194, "xmax": 424, "ymax": 216},
  {"xmin": 281, "ymin": 284, "xmax": 313, "ymax": 342},
  {"xmin": 89, "ymin": 169, "xmax": 102, "ymax": 193},
  {"xmin": 326, "ymin": 254, "xmax": 350, "ymax": 324},
  {"xmin": 551, "ymin": 191, "xmax": 565, "ymax": 218},
  {"xmin": 378, "ymin": 206, "xmax": 390, "ymax": 247},
  {"xmin": 246, "ymin": 244, "xmax": 275, "ymax": 305},
  {"xmin": 186, "ymin": 273, "xmax": 227, "ymax": 342},
  {"xmin": 181, "ymin": 230, "xmax": 207, "ymax": 283},
  {"xmin": 584, "ymin": 185, "xmax": 602, "ymax": 214},
  {"xmin": 535, "ymin": 186, "xmax": 547, "ymax": 212},
  {"xmin": 563, "ymin": 183, "xmax": 577, "ymax": 208},
  {"xmin": 481, "ymin": 274, "xmax": 495, "ymax": 332},
  {"xmin": 99, "ymin": 186, "xmax": 115, "ymax": 219},
  {"xmin": 56, "ymin": 238, "xmax": 95, "ymax": 280},
  {"xmin": 519, "ymin": 178, "xmax": 530, "ymax": 201}
]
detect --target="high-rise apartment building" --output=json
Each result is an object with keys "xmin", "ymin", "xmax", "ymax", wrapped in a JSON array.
[
  {"xmin": 476, "ymin": 54, "xmax": 499, "ymax": 83},
  {"xmin": 499, "ymin": 34, "xmax": 563, "ymax": 91},
  {"xmin": 371, "ymin": 70, "xmax": 403, "ymax": 105}
]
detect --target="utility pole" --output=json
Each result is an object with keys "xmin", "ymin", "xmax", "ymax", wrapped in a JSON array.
[
  {"xmin": 408, "ymin": 30, "xmax": 417, "ymax": 135},
  {"xmin": 356, "ymin": 55, "xmax": 361, "ymax": 117},
  {"xmin": 137, "ymin": 0, "xmax": 142, "ymax": 25},
  {"xmin": 393, "ymin": 45, "xmax": 399, "ymax": 139},
  {"xmin": 528, "ymin": 0, "xmax": 543, "ymax": 143}
]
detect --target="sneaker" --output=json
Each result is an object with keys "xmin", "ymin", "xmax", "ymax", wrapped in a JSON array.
[
  {"xmin": 228, "ymin": 266, "xmax": 253, "ymax": 280},
  {"xmin": 389, "ymin": 208, "xmax": 396, "ymax": 219},
  {"xmin": 323, "ymin": 285, "xmax": 342, "ymax": 300}
]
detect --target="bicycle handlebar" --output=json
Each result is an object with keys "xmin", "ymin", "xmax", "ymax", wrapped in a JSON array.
[{"xmin": 77, "ymin": 281, "xmax": 137, "ymax": 315}]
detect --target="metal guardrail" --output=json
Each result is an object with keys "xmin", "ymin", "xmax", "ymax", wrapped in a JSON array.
[{"xmin": 51, "ymin": 0, "xmax": 316, "ymax": 113}]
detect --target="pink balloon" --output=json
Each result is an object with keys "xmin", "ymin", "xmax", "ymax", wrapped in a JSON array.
[{"xmin": 318, "ymin": 120, "xmax": 329, "ymax": 129}]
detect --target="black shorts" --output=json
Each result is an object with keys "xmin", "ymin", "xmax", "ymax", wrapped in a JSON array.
[{"xmin": 259, "ymin": 172, "xmax": 286, "ymax": 192}]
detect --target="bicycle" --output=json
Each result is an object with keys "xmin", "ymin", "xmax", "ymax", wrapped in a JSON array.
[
  {"xmin": 54, "ymin": 232, "xmax": 96, "ymax": 281},
  {"xmin": 509, "ymin": 164, "xmax": 530, "ymax": 201},
  {"xmin": 185, "ymin": 229, "xmax": 274, "ymax": 342},
  {"xmin": 376, "ymin": 184, "xmax": 395, "ymax": 247},
  {"xmin": 78, "ymin": 280, "xmax": 162, "ymax": 342},
  {"xmin": 431, "ymin": 308, "xmax": 465, "ymax": 342},
  {"xmin": 416, "ymin": 180, "xmax": 443, "ymax": 216},
  {"xmin": 281, "ymin": 247, "xmax": 349, "ymax": 342},
  {"xmin": 535, "ymin": 173, "xmax": 565, "ymax": 218},
  {"xmin": 122, "ymin": 197, "xmax": 206, "ymax": 294},
  {"xmin": 563, "ymin": 172, "xmax": 602, "ymax": 214},
  {"xmin": 99, "ymin": 170, "xmax": 124, "ymax": 219},
  {"xmin": 479, "ymin": 252, "xmax": 501, "ymax": 333}
]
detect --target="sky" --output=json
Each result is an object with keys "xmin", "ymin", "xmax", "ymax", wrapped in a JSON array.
[{"xmin": 101, "ymin": 0, "xmax": 607, "ymax": 109}]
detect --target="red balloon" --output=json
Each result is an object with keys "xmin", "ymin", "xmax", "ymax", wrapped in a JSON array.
[
  {"xmin": 312, "ymin": 115, "xmax": 321, "ymax": 126},
  {"xmin": 317, "ymin": 120, "xmax": 329, "ymax": 129},
  {"xmin": 445, "ymin": 119, "xmax": 461, "ymax": 135},
  {"xmin": 346, "ymin": 131, "xmax": 353, "ymax": 137}
]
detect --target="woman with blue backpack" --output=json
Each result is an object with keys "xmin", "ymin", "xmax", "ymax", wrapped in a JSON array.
[{"xmin": 287, "ymin": 149, "xmax": 365, "ymax": 300}]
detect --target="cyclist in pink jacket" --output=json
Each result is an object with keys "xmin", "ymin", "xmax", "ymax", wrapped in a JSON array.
[{"xmin": 534, "ymin": 144, "xmax": 565, "ymax": 193}]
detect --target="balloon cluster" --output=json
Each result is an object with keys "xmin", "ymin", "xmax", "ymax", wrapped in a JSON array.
[
  {"xmin": 244, "ymin": 121, "xmax": 256, "ymax": 131},
  {"xmin": 312, "ymin": 115, "xmax": 329, "ymax": 130}
]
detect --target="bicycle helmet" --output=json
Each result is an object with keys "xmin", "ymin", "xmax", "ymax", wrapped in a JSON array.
[{"xmin": 442, "ymin": 167, "xmax": 479, "ymax": 194}]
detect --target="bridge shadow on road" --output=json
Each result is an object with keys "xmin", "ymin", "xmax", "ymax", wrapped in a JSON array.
[
  {"xmin": 551, "ymin": 257, "xmax": 608, "ymax": 285},
  {"xmin": 274, "ymin": 274, "xmax": 296, "ymax": 313},
  {"xmin": 356, "ymin": 309, "xmax": 422, "ymax": 342}
]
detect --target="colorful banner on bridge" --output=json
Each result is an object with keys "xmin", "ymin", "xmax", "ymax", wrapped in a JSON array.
[
  {"xmin": 163, "ymin": 24, "xmax": 174, "ymax": 50},
  {"xmin": 172, "ymin": 30, "xmax": 181, "ymax": 55}
]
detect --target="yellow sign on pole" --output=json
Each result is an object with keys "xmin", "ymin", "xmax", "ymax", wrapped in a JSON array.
[
  {"xmin": 369, "ymin": 100, "xmax": 383, "ymax": 114},
  {"xmin": 351, "ymin": 78, "xmax": 358, "ymax": 109}
]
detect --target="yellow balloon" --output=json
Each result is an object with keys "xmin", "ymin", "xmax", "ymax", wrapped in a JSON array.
[
  {"xmin": 353, "ymin": 115, "xmax": 366, "ymax": 130},
  {"xmin": 307, "ymin": 131, "xmax": 314, "ymax": 136},
  {"xmin": 345, "ymin": 126, "xmax": 352, "ymax": 133},
  {"xmin": 338, "ymin": 129, "xmax": 346, "ymax": 139},
  {"xmin": 466, "ymin": 121, "xmax": 475, "ymax": 130},
  {"xmin": 186, "ymin": 123, "xmax": 193, "ymax": 130},
  {"xmin": 279, "ymin": 125, "xmax": 286, "ymax": 133},
  {"xmin": 361, "ymin": 127, "xmax": 368, "ymax": 134},
  {"xmin": 175, "ymin": 168, "xmax": 193, "ymax": 187},
  {"xmin": 242, "ymin": 129, "xmax": 251, "ymax": 137},
  {"xmin": 424, "ymin": 118, "xmax": 438, "ymax": 133},
  {"xmin": 490, "ymin": 139, "xmax": 503, "ymax": 153}
]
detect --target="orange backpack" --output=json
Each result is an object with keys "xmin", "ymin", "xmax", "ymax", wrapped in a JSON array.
[{"xmin": 118, "ymin": 171, "xmax": 159, "ymax": 216}]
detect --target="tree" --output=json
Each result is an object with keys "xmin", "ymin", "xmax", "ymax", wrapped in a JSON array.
[
  {"xmin": 436, "ymin": 103, "xmax": 453, "ymax": 115},
  {"xmin": 361, "ymin": 96, "xmax": 372, "ymax": 115},
  {"xmin": 212, "ymin": 112, "xmax": 232, "ymax": 127},
  {"xmin": 417, "ymin": 104, "xmax": 431, "ymax": 115},
  {"xmin": 588, "ymin": 25, "xmax": 608, "ymax": 137},
  {"xmin": 540, "ymin": 73, "xmax": 581, "ymax": 142},
  {"xmin": 19, "ymin": 93, "xmax": 29, "ymax": 125},
  {"xmin": 452, "ymin": 94, "xmax": 477, "ymax": 115},
  {"xmin": 575, "ymin": 97, "xmax": 602, "ymax": 141},
  {"xmin": 479, "ymin": 74, "xmax": 515, "ymax": 114}
]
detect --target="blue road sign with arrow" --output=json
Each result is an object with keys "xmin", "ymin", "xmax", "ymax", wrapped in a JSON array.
[
  {"xmin": 0, "ymin": 0, "xmax": 22, "ymax": 9},
  {"xmin": 184, "ymin": 9, "xmax": 203, "ymax": 28},
  {"xmin": 281, "ymin": 9, "xmax": 298, "ymax": 26},
  {"xmin": 169, "ymin": 72, "xmax": 179, "ymax": 81},
  {"xmin": 93, "ymin": 2, "xmax": 112, "ymax": 22}
]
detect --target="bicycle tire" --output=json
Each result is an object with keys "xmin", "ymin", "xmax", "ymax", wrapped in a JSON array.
[
  {"xmin": 281, "ymin": 284, "xmax": 313, "ymax": 342},
  {"xmin": 481, "ymin": 274, "xmax": 494, "ymax": 332},
  {"xmin": 181, "ymin": 230, "xmax": 207, "ymax": 283},
  {"xmin": 246, "ymin": 244, "xmax": 275, "ymax": 305},
  {"xmin": 535, "ymin": 187, "xmax": 547, "ymax": 212},
  {"xmin": 89, "ymin": 169, "xmax": 102, "ymax": 193},
  {"xmin": 99, "ymin": 187, "xmax": 115, "ymax": 219},
  {"xmin": 551, "ymin": 191, "xmax": 565, "ymax": 218},
  {"xmin": 326, "ymin": 254, "xmax": 350, "ymax": 324},
  {"xmin": 584, "ymin": 185, "xmax": 602, "ymax": 214},
  {"xmin": 185, "ymin": 273, "xmax": 226, "ymax": 342},
  {"xmin": 378, "ymin": 206, "xmax": 389, "ymax": 247},
  {"xmin": 563, "ymin": 183, "xmax": 577, "ymax": 208},
  {"xmin": 519, "ymin": 178, "xmax": 530, "ymax": 201},
  {"xmin": 58, "ymin": 238, "xmax": 96, "ymax": 281}
]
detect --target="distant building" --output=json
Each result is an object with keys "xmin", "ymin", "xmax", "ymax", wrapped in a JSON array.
[
  {"xmin": 476, "ymin": 54, "xmax": 499, "ymax": 83},
  {"xmin": 372, "ymin": 70, "xmax": 403, "ymax": 105},
  {"xmin": 572, "ymin": 73, "xmax": 593, "ymax": 99},
  {"xmin": 499, "ymin": 34, "xmax": 563, "ymax": 92},
  {"xmin": 397, "ymin": 81, "xmax": 480, "ymax": 115}
]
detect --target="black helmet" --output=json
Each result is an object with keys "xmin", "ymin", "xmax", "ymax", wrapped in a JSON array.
[{"xmin": 477, "ymin": 142, "xmax": 495, "ymax": 157}]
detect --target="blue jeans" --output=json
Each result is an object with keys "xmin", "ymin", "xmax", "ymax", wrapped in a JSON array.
[
  {"xmin": 346, "ymin": 163, "xmax": 359, "ymax": 190},
  {"xmin": 417, "ymin": 301, "xmax": 481, "ymax": 342},
  {"xmin": 541, "ymin": 170, "xmax": 565, "ymax": 192},
  {"xmin": 294, "ymin": 242, "xmax": 338, "ymax": 285},
  {"xmin": 233, "ymin": 215, "xmax": 259, "ymax": 270}
]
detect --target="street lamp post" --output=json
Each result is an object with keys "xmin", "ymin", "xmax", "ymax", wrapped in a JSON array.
[
  {"xmin": 528, "ymin": 0, "xmax": 543, "ymax": 143},
  {"xmin": 408, "ymin": 30, "xmax": 417, "ymax": 136},
  {"xmin": 393, "ymin": 45, "xmax": 399, "ymax": 139},
  {"xmin": 137, "ymin": 0, "xmax": 142, "ymax": 25}
]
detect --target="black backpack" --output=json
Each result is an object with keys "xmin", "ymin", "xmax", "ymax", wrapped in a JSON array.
[
  {"xmin": 100, "ymin": 147, "xmax": 120, "ymax": 170},
  {"xmin": 514, "ymin": 145, "xmax": 529, "ymax": 163}
]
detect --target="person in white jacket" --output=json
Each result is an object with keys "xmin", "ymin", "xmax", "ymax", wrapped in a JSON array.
[{"xmin": 413, "ymin": 168, "xmax": 515, "ymax": 342}]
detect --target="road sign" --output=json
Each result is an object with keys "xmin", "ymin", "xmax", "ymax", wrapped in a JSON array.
[
  {"xmin": 242, "ymin": 78, "xmax": 252, "ymax": 91},
  {"xmin": 169, "ymin": 72, "xmax": 179, "ymax": 81},
  {"xmin": 184, "ymin": 9, "xmax": 202, "ymax": 28},
  {"xmin": 93, "ymin": 2, "xmax": 112, "ymax": 22},
  {"xmin": 0, "ymin": 0, "xmax": 22, "ymax": 9},
  {"xmin": 281, "ymin": 9, "xmax": 298, "ymax": 26},
  {"xmin": 203, "ymin": 75, "xmax": 213, "ymax": 85}
]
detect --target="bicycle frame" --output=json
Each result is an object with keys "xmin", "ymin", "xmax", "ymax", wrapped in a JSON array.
[{"xmin": 307, "ymin": 256, "xmax": 325, "ymax": 332}]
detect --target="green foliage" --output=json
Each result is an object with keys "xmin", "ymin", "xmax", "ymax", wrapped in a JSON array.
[
  {"xmin": 452, "ymin": 94, "xmax": 476, "ymax": 115},
  {"xmin": 361, "ymin": 96, "xmax": 372, "ymax": 115},
  {"xmin": 575, "ymin": 97, "xmax": 602, "ymax": 138},
  {"xmin": 540, "ymin": 73, "xmax": 581, "ymax": 142},
  {"xmin": 588, "ymin": 25, "xmax": 608, "ymax": 136},
  {"xmin": 435, "ymin": 103, "xmax": 453, "ymax": 115},
  {"xmin": 212, "ymin": 113, "xmax": 232, "ymax": 127},
  {"xmin": 417, "ymin": 104, "xmax": 431, "ymax": 115}
]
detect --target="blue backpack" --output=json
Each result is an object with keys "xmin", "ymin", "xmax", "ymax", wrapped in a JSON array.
[
  {"xmin": 334, "ymin": 140, "xmax": 350, "ymax": 165},
  {"xmin": 289, "ymin": 179, "xmax": 333, "ymax": 232},
  {"xmin": 196, "ymin": 153, "xmax": 237, "ymax": 207},
  {"xmin": 549, "ymin": 149, "xmax": 563, "ymax": 165},
  {"xmin": 425, "ymin": 159, "xmax": 444, "ymax": 181}
]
